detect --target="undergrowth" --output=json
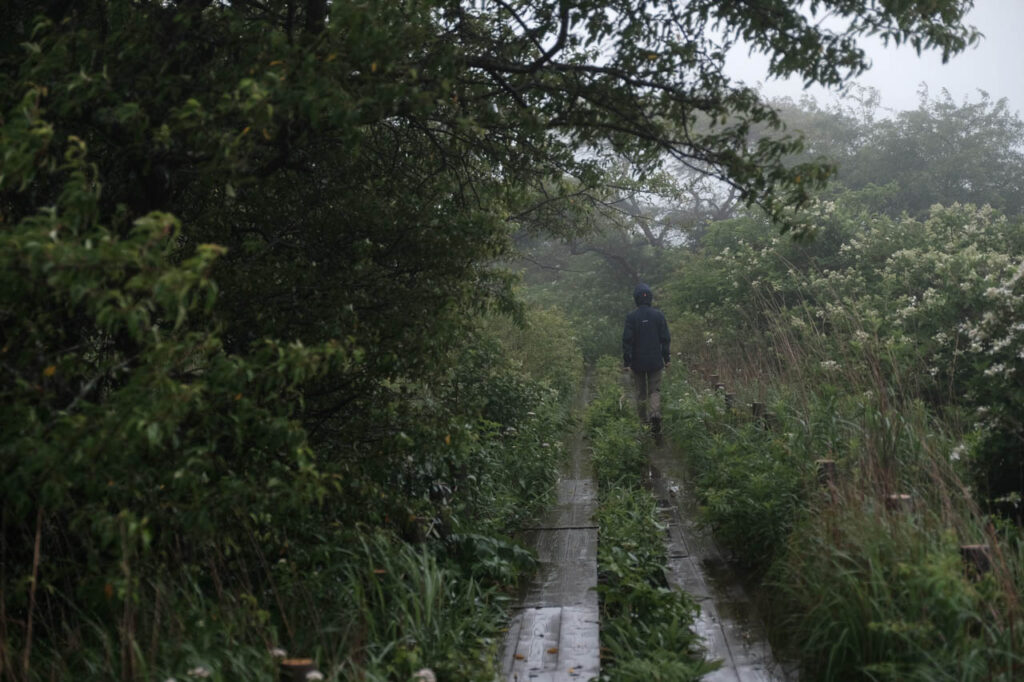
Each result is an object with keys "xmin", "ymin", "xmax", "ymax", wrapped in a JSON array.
[
  {"xmin": 2, "ymin": 314, "xmax": 579, "ymax": 681},
  {"xmin": 586, "ymin": 358, "xmax": 716, "ymax": 681},
  {"xmin": 663, "ymin": 367, "xmax": 1024, "ymax": 681}
]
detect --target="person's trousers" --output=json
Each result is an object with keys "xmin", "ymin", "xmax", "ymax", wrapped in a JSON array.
[{"xmin": 631, "ymin": 368, "xmax": 663, "ymax": 422}]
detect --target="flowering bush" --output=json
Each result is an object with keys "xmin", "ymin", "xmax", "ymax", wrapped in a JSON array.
[{"xmin": 665, "ymin": 198, "xmax": 1024, "ymax": 504}]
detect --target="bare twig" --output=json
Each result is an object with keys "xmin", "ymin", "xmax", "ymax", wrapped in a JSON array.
[{"xmin": 23, "ymin": 507, "xmax": 43, "ymax": 680}]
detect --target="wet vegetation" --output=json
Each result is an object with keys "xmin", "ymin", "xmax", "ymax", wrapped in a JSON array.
[
  {"xmin": 535, "ymin": 95, "xmax": 1024, "ymax": 680},
  {"xmin": 2, "ymin": 0, "xmax": 1017, "ymax": 680},
  {"xmin": 655, "ymin": 190, "xmax": 1024, "ymax": 679},
  {"xmin": 585, "ymin": 359, "xmax": 714, "ymax": 681}
]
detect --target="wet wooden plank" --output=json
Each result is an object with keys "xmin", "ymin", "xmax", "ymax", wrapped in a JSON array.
[
  {"xmin": 518, "ymin": 561, "xmax": 598, "ymax": 609},
  {"xmin": 555, "ymin": 478, "xmax": 597, "ymax": 505},
  {"xmin": 648, "ymin": 446, "xmax": 791, "ymax": 681},
  {"xmin": 502, "ymin": 376, "xmax": 601, "ymax": 681},
  {"xmin": 500, "ymin": 610, "xmax": 528, "ymax": 675},
  {"xmin": 507, "ymin": 607, "xmax": 560, "ymax": 678},
  {"xmin": 532, "ymin": 504, "xmax": 597, "ymax": 528},
  {"xmin": 504, "ymin": 606, "xmax": 599, "ymax": 682},
  {"xmin": 529, "ymin": 527, "xmax": 598, "ymax": 563},
  {"xmin": 691, "ymin": 598, "xmax": 734, "ymax": 671},
  {"xmin": 553, "ymin": 605, "xmax": 600, "ymax": 679},
  {"xmin": 664, "ymin": 556, "xmax": 712, "ymax": 602}
]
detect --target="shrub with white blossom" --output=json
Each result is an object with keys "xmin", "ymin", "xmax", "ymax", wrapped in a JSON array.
[{"xmin": 666, "ymin": 198, "xmax": 1024, "ymax": 504}]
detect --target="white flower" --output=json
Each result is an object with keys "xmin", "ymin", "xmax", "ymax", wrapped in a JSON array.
[
  {"xmin": 950, "ymin": 444, "xmax": 966, "ymax": 462},
  {"xmin": 983, "ymin": 363, "xmax": 1008, "ymax": 377},
  {"xmin": 992, "ymin": 335, "xmax": 1014, "ymax": 352},
  {"xmin": 187, "ymin": 667, "xmax": 212, "ymax": 679},
  {"xmin": 305, "ymin": 672, "xmax": 324, "ymax": 681},
  {"xmin": 270, "ymin": 647, "xmax": 287, "ymax": 659},
  {"xmin": 819, "ymin": 360, "xmax": 840, "ymax": 372},
  {"xmin": 413, "ymin": 669, "xmax": 437, "ymax": 682}
]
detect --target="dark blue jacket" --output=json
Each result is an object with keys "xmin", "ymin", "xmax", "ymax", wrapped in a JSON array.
[{"xmin": 622, "ymin": 283, "xmax": 671, "ymax": 371}]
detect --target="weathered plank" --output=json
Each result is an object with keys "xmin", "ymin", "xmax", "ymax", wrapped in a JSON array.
[
  {"xmin": 501, "ymin": 380, "xmax": 600, "ymax": 681},
  {"xmin": 648, "ymin": 447, "xmax": 791, "ymax": 682},
  {"xmin": 504, "ymin": 606, "xmax": 599, "ymax": 681}
]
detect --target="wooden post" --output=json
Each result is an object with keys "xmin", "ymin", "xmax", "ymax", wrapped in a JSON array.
[
  {"xmin": 725, "ymin": 392, "xmax": 736, "ymax": 410},
  {"xmin": 764, "ymin": 411, "xmax": 780, "ymax": 430},
  {"xmin": 751, "ymin": 402, "xmax": 765, "ymax": 418},
  {"xmin": 885, "ymin": 494, "xmax": 913, "ymax": 512},
  {"xmin": 280, "ymin": 659, "xmax": 321, "ymax": 682},
  {"xmin": 960, "ymin": 544, "xmax": 991, "ymax": 580},
  {"xmin": 815, "ymin": 459, "xmax": 837, "ymax": 487},
  {"xmin": 709, "ymin": 374, "xmax": 720, "ymax": 387}
]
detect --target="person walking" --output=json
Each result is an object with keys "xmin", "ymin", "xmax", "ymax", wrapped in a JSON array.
[{"xmin": 622, "ymin": 282, "xmax": 671, "ymax": 439}]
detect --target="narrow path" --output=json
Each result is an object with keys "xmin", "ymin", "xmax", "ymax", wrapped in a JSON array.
[
  {"xmin": 500, "ymin": 374, "xmax": 790, "ymax": 681},
  {"xmin": 501, "ymin": 378, "xmax": 599, "ymax": 681},
  {"xmin": 647, "ymin": 445, "xmax": 794, "ymax": 682}
]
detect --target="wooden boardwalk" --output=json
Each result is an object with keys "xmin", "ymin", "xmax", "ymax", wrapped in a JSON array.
[
  {"xmin": 501, "ymin": 385, "xmax": 600, "ymax": 681},
  {"xmin": 648, "ymin": 446, "xmax": 792, "ymax": 682},
  {"xmin": 500, "ymin": 376, "xmax": 790, "ymax": 681}
]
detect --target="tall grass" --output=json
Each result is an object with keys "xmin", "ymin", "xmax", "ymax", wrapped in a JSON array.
[
  {"xmin": 326, "ymin": 533, "xmax": 507, "ymax": 681},
  {"xmin": 662, "ymin": 284, "xmax": 1024, "ymax": 680},
  {"xmin": 5, "ymin": 371, "xmax": 572, "ymax": 682}
]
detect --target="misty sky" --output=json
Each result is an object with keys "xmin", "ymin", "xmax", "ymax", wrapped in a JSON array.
[{"xmin": 725, "ymin": 0, "xmax": 1024, "ymax": 117}]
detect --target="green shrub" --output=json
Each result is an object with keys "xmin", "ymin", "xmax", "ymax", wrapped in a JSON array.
[
  {"xmin": 594, "ymin": 486, "xmax": 712, "ymax": 682},
  {"xmin": 663, "ymin": 379, "xmax": 808, "ymax": 567},
  {"xmin": 662, "ymin": 370, "xmax": 1024, "ymax": 681}
]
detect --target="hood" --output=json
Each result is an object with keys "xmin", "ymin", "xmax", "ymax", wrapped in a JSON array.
[{"xmin": 633, "ymin": 283, "xmax": 653, "ymax": 306}]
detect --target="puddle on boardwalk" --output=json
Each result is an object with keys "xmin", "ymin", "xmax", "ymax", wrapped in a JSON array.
[{"xmin": 648, "ymin": 446, "xmax": 798, "ymax": 682}]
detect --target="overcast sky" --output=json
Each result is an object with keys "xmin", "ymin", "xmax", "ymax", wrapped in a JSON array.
[{"xmin": 724, "ymin": 0, "xmax": 1024, "ymax": 117}]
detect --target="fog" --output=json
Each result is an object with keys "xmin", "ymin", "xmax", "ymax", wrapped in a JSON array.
[{"xmin": 725, "ymin": 0, "xmax": 1024, "ymax": 116}]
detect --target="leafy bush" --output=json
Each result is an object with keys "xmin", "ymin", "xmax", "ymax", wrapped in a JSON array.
[
  {"xmin": 664, "ymin": 196, "xmax": 1024, "ymax": 507},
  {"xmin": 661, "ymin": 368, "xmax": 1024, "ymax": 680},
  {"xmin": 0, "ymin": 92, "xmax": 580, "ymax": 678},
  {"xmin": 594, "ymin": 484, "xmax": 712, "ymax": 682},
  {"xmin": 662, "ymin": 380, "xmax": 807, "ymax": 567}
]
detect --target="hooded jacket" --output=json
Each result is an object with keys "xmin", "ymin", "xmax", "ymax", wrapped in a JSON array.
[{"xmin": 622, "ymin": 283, "xmax": 671, "ymax": 371}]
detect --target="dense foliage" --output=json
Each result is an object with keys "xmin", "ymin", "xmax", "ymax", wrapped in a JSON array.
[
  {"xmin": 664, "ymin": 198, "xmax": 1024, "ymax": 504},
  {"xmin": 520, "ymin": 87, "xmax": 1024, "ymax": 679},
  {"xmin": 647, "ymin": 114, "xmax": 1024, "ymax": 680},
  {"xmin": 1, "ymin": 0, "xmax": 983, "ymax": 678}
]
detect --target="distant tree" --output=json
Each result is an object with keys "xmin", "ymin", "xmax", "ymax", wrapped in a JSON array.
[{"xmin": 842, "ymin": 89, "xmax": 1024, "ymax": 217}]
